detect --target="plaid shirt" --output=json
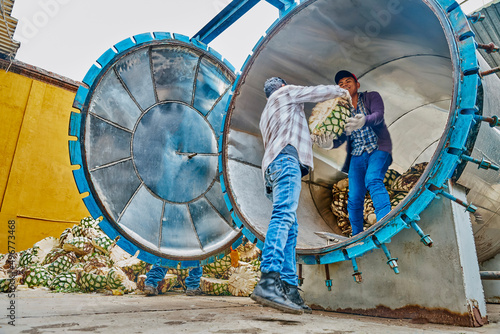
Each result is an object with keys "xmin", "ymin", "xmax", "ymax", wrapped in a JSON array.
[
  {"xmin": 350, "ymin": 92, "xmax": 379, "ymax": 156},
  {"xmin": 259, "ymin": 84, "xmax": 348, "ymax": 179}
]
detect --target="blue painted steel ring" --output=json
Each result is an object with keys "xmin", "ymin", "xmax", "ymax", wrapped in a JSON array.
[
  {"xmin": 69, "ymin": 32, "xmax": 243, "ymax": 269},
  {"xmin": 218, "ymin": 0, "xmax": 480, "ymax": 268}
]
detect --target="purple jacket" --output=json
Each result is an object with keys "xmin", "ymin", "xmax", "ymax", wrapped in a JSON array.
[{"xmin": 333, "ymin": 91, "xmax": 392, "ymax": 173}]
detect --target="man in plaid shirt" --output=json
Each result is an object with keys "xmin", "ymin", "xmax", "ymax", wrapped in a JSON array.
[
  {"xmin": 314, "ymin": 70, "xmax": 393, "ymax": 236},
  {"xmin": 251, "ymin": 77, "xmax": 349, "ymax": 314}
]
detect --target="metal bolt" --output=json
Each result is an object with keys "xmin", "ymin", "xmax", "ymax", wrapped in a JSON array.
[
  {"xmin": 477, "ymin": 42, "xmax": 500, "ymax": 54},
  {"xmin": 351, "ymin": 258, "xmax": 362, "ymax": 284},
  {"xmin": 410, "ymin": 221, "xmax": 433, "ymax": 247},
  {"xmin": 420, "ymin": 235, "xmax": 433, "ymax": 247},
  {"xmin": 480, "ymin": 271, "xmax": 500, "ymax": 280},
  {"xmin": 480, "ymin": 67, "xmax": 500, "ymax": 78},
  {"xmin": 325, "ymin": 264, "xmax": 332, "ymax": 291},
  {"xmin": 378, "ymin": 243, "xmax": 400, "ymax": 275},
  {"xmin": 467, "ymin": 12, "xmax": 485, "ymax": 23},
  {"xmin": 298, "ymin": 264, "xmax": 304, "ymax": 287},
  {"xmin": 429, "ymin": 185, "xmax": 477, "ymax": 213},
  {"xmin": 352, "ymin": 272, "xmax": 363, "ymax": 284},
  {"xmin": 387, "ymin": 259, "xmax": 400, "ymax": 274},
  {"xmin": 461, "ymin": 154, "xmax": 500, "ymax": 171}
]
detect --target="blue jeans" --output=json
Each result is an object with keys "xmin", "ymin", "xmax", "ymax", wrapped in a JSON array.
[
  {"xmin": 145, "ymin": 263, "xmax": 203, "ymax": 290},
  {"xmin": 260, "ymin": 154, "xmax": 301, "ymax": 286},
  {"xmin": 348, "ymin": 150, "xmax": 392, "ymax": 236}
]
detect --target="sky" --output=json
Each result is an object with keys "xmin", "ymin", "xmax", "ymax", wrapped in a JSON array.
[{"xmin": 10, "ymin": 0, "xmax": 495, "ymax": 81}]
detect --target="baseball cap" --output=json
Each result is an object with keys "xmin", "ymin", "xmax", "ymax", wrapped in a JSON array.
[{"xmin": 335, "ymin": 70, "xmax": 358, "ymax": 84}]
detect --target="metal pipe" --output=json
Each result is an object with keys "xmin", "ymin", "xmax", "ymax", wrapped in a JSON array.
[
  {"xmin": 193, "ymin": 0, "xmax": 260, "ymax": 44},
  {"xmin": 477, "ymin": 42, "xmax": 499, "ymax": 54},
  {"xmin": 461, "ymin": 154, "xmax": 500, "ymax": 171},
  {"xmin": 428, "ymin": 184, "xmax": 478, "ymax": 213},
  {"xmin": 467, "ymin": 12, "xmax": 485, "ymax": 23},
  {"xmin": 480, "ymin": 66, "xmax": 500, "ymax": 77},
  {"xmin": 474, "ymin": 115, "xmax": 500, "ymax": 127},
  {"xmin": 480, "ymin": 271, "xmax": 500, "ymax": 280}
]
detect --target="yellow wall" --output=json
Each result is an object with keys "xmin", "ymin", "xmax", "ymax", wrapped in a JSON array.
[{"xmin": 0, "ymin": 69, "xmax": 89, "ymax": 253}]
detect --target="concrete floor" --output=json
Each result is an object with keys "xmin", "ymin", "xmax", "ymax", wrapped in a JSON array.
[{"xmin": 1, "ymin": 290, "xmax": 499, "ymax": 334}]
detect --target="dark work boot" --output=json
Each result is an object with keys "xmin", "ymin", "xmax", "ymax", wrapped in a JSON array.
[
  {"xmin": 251, "ymin": 272, "xmax": 304, "ymax": 314},
  {"xmin": 283, "ymin": 282, "xmax": 312, "ymax": 314}
]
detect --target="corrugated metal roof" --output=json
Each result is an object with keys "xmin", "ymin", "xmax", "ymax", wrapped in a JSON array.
[
  {"xmin": 470, "ymin": 0, "xmax": 500, "ymax": 77},
  {"xmin": 0, "ymin": 0, "xmax": 20, "ymax": 58}
]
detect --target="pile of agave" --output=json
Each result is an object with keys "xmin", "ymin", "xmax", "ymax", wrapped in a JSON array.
[
  {"xmin": 0, "ymin": 217, "xmax": 262, "ymax": 297},
  {"xmin": 331, "ymin": 162, "xmax": 428, "ymax": 236}
]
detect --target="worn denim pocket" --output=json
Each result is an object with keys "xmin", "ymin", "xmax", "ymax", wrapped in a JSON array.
[
  {"xmin": 266, "ymin": 167, "xmax": 282, "ymax": 184},
  {"xmin": 264, "ymin": 157, "xmax": 285, "ymax": 202},
  {"xmin": 265, "ymin": 159, "xmax": 283, "ymax": 184}
]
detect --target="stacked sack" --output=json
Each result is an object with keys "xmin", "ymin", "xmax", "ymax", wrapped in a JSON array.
[{"xmin": 331, "ymin": 162, "xmax": 428, "ymax": 237}]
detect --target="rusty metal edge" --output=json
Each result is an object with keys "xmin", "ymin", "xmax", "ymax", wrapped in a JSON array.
[
  {"xmin": 310, "ymin": 303, "xmax": 488, "ymax": 327},
  {"xmin": 0, "ymin": 57, "xmax": 81, "ymax": 92}
]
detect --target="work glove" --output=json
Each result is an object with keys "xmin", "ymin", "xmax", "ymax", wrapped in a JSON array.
[
  {"xmin": 312, "ymin": 133, "xmax": 334, "ymax": 150},
  {"xmin": 345, "ymin": 114, "xmax": 366, "ymax": 135},
  {"xmin": 340, "ymin": 89, "xmax": 353, "ymax": 108}
]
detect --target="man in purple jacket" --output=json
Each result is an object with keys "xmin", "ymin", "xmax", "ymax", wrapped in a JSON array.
[{"xmin": 313, "ymin": 70, "xmax": 393, "ymax": 236}]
